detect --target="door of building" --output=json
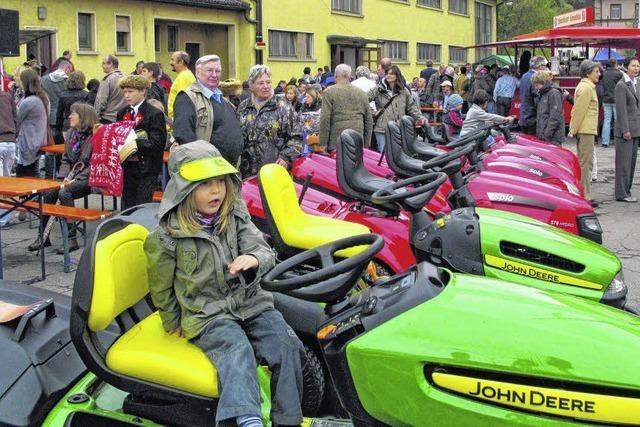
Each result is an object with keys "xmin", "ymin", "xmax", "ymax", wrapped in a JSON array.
[
  {"xmin": 359, "ymin": 47, "xmax": 380, "ymax": 73},
  {"xmin": 185, "ymin": 42, "xmax": 200, "ymax": 74},
  {"xmin": 26, "ymin": 32, "xmax": 55, "ymax": 73}
]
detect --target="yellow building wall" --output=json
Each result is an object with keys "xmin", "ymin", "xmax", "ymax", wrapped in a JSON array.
[
  {"xmin": 253, "ymin": 0, "xmax": 496, "ymax": 82},
  {"xmin": 2, "ymin": 0, "xmax": 245, "ymax": 81}
]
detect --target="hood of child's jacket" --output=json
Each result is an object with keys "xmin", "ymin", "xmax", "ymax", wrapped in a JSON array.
[
  {"xmin": 158, "ymin": 140, "xmax": 241, "ymax": 222},
  {"xmin": 49, "ymin": 69, "xmax": 68, "ymax": 82}
]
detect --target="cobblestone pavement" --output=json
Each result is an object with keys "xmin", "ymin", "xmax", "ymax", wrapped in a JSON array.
[{"xmin": 1, "ymin": 139, "xmax": 637, "ymax": 309}]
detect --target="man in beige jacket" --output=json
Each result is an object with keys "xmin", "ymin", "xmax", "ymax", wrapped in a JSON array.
[
  {"xmin": 319, "ymin": 64, "xmax": 372, "ymax": 151},
  {"xmin": 94, "ymin": 55, "xmax": 127, "ymax": 123},
  {"xmin": 568, "ymin": 60, "xmax": 601, "ymax": 206}
]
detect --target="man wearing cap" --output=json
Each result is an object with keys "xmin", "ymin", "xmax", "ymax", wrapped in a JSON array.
[
  {"xmin": 493, "ymin": 66, "xmax": 520, "ymax": 116},
  {"xmin": 172, "ymin": 55, "xmax": 243, "ymax": 167},
  {"xmin": 116, "ymin": 75, "xmax": 167, "ymax": 210},
  {"xmin": 438, "ymin": 80, "xmax": 454, "ymax": 107}
]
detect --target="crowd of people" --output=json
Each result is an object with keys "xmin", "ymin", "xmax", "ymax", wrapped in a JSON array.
[{"xmin": 1, "ymin": 49, "xmax": 638, "ymax": 239}]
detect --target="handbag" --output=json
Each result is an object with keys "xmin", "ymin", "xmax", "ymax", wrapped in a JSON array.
[{"xmin": 373, "ymin": 94, "xmax": 398, "ymax": 126}]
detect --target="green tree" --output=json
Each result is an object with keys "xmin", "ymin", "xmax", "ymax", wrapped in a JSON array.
[{"xmin": 498, "ymin": 0, "xmax": 574, "ymax": 41}]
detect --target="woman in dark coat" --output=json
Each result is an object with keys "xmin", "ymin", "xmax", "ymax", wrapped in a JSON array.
[
  {"xmin": 532, "ymin": 70, "xmax": 565, "ymax": 145},
  {"xmin": 55, "ymin": 71, "xmax": 89, "ymax": 136}
]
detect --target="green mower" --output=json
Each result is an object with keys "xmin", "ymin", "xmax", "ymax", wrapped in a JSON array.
[{"xmin": 1, "ymin": 204, "xmax": 639, "ymax": 427}]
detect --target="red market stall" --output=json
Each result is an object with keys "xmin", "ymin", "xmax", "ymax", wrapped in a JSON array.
[{"xmin": 469, "ymin": 24, "xmax": 640, "ymax": 124}]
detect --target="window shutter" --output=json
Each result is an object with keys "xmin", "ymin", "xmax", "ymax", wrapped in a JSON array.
[{"xmin": 116, "ymin": 16, "xmax": 130, "ymax": 32}]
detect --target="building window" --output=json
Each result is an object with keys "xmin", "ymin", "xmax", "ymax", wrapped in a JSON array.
[
  {"xmin": 268, "ymin": 30, "xmax": 314, "ymax": 60},
  {"xmin": 167, "ymin": 25, "xmax": 178, "ymax": 52},
  {"xmin": 383, "ymin": 40, "xmax": 408, "ymax": 62},
  {"xmin": 610, "ymin": 4, "xmax": 622, "ymax": 20},
  {"xmin": 475, "ymin": 1, "xmax": 493, "ymax": 60},
  {"xmin": 115, "ymin": 15, "xmax": 131, "ymax": 53},
  {"xmin": 417, "ymin": 0, "xmax": 441, "ymax": 8},
  {"xmin": 154, "ymin": 24, "xmax": 160, "ymax": 52},
  {"xmin": 77, "ymin": 12, "xmax": 95, "ymax": 51},
  {"xmin": 449, "ymin": 0, "xmax": 468, "ymax": 15},
  {"xmin": 417, "ymin": 43, "xmax": 441, "ymax": 62},
  {"xmin": 449, "ymin": 46, "xmax": 468, "ymax": 63},
  {"xmin": 331, "ymin": 0, "xmax": 362, "ymax": 14}
]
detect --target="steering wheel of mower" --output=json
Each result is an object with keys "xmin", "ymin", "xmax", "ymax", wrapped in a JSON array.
[
  {"xmin": 262, "ymin": 234, "xmax": 384, "ymax": 303},
  {"xmin": 445, "ymin": 127, "xmax": 491, "ymax": 149},
  {"xmin": 420, "ymin": 142, "xmax": 476, "ymax": 170},
  {"xmin": 371, "ymin": 171, "xmax": 448, "ymax": 211}
]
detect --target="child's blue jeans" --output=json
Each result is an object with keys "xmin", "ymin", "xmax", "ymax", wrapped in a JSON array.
[{"xmin": 192, "ymin": 309, "xmax": 304, "ymax": 425}]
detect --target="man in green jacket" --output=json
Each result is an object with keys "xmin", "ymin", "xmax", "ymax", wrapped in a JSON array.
[{"xmin": 319, "ymin": 63, "xmax": 373, "ymax": 151}]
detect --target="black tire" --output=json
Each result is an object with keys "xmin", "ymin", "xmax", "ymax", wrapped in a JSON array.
[{"xmin": 302, "ymin": 343, "xmax": 325, "ymax": 417}]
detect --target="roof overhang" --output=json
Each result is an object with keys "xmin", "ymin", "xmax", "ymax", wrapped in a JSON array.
[
  {"xmin": 146, "ymin": 0, "xmax": 249, "ymax": 11},
  {"xmin": 19, "ymin": 28, "xmax": 57, "ymax": 45},
  {"xmin": 469, "ymin": 26, "xmax": 640, "ymax": 50},
  {"xmin": 326, "ymin": 35, "xmax": 380, "ymax": 47}
]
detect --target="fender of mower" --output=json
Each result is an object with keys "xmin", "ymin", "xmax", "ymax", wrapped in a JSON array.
[
  {"xmin": 466, "ymin": 170, "xmax": 598, "ymax": 239},
  {"xmin": 346, "ymin": 269, "xmax": 640, "ymax": 426},
  {"xmin": 496, "ymin": 133, "xmax": 582, "ymax": 179},
  {"xmin": 0, "ymin": 283, "xmax": 88, "ymax": 427}
]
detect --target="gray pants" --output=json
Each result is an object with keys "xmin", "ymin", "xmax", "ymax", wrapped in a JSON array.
[
  {"xmin": 614, "ymin": 136, "xmax": 639, "ymax": 200},
  {"xmin": 192, "ymin": 309, "xmax": 304, "ymax": 425}
]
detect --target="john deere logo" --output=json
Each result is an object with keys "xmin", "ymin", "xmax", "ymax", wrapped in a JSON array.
[
  {"xmin": 484, "ymin": 254, "xmax": 603, "ymax": 290},
  {"xmin": 432, "ymin": 372, "xmax": 640, "ymax": 424},
  {"xmin": 469, "ymin": 381, "xmax": 595, "ymax": 413}
]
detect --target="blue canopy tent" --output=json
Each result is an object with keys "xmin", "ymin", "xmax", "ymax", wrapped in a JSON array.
[{"xmin": 592, "ymin": 48, "xmax": 625, "ymax": 62}]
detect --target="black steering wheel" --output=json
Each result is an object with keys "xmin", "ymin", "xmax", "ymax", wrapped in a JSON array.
[
  {"xmin": 371, "ymin": 172, "xmax": 448, "ymax": 212},
  {"xmin": 262, "ymin": 234, "xmax": 384, "ymax": 303},
  {"xmin": 420, "ymin": 142, "xmax": 476, "ymax": 170},
  {"xmin": 445, "ymin": 127, "xmax": 491, "ymax": 149}
]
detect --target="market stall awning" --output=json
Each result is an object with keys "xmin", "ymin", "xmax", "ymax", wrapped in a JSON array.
[
  {"xmin": 477, "ymin": 54, "xmax": 515, "ymax": 67},
  {"xmin": 468, "ymin": 26, "xmax": 640, "ymax": 50},
  {"xmin": 19, "ymin": 28, "xmax": 57, "ymax": 45}
]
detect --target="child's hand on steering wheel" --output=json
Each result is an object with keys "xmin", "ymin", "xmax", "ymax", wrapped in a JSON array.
[{"xmin": 228, "ymin": 255, "xmax": 259, "ymax": 275}]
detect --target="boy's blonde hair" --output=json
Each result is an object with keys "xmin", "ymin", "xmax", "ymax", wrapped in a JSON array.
[
  {"xmin": 176, "ymin": 175, "xmax": 238, "ymax": 235},
  {"xmin": 531, "ymin": 70, "xmax": 553, "ymax": 86}
]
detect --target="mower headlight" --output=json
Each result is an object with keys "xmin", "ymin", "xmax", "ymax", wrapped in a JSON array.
[
  {"xmin": 562, "ymin": 180, "xmax": 580, "ymax": 196},
  {"xmin": 601, "ymin": 270, "xmax": 628, "ymax": 308},
  {"xmin": 577, "ymin": 214, "xmax": 602, "ymax": 243}
]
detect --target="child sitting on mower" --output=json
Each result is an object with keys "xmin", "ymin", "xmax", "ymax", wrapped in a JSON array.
[
  {"xmin": 461, "ymin": 89, "xmax": 515, "ymax": 142},
  {"xmin": 144, "ymin": 140, "xmax": 304, "ymax": 427}
]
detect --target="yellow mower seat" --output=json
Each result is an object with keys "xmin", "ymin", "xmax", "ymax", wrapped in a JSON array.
[
  {"xmin": 106, "ymin": 312, "xmax": 219, "ymax": 398},
  {"xmin": 88, "ymin": 223, "xmax": 219, "ymax": 398},
  {"xmin": 259, "ymin": 164, "xmax": 370, "ymax": 258}
]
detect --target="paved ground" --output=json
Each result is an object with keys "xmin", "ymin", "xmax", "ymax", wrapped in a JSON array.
[{"xmin": 1, "ymin": 140, "xmax": 638, "ymax": 308}]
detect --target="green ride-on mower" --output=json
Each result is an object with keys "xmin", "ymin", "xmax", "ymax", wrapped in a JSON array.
[{"xmin": 1, "ymin": 201, "xmax": 640, "ymax": 427}]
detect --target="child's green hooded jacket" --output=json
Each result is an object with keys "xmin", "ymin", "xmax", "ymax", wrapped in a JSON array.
[{"xmin": 144, "ymin": 140, "xmax": 276, "ymax": 339}]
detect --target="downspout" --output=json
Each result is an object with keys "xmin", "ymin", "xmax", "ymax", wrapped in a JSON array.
[{"xmin": 243, "ymin": 0, "xmax": 263, "ymax": 65}]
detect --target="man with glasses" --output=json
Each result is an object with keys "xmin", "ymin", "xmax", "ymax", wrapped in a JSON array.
[{"xmin": 173, "ymin": 55, "xmax": 243, "ymax": 167}]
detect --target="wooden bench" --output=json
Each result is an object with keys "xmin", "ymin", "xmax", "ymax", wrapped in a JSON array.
[{"xmin": 2, "ymin": 201, "xmax": 112, "ymax": 273}]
